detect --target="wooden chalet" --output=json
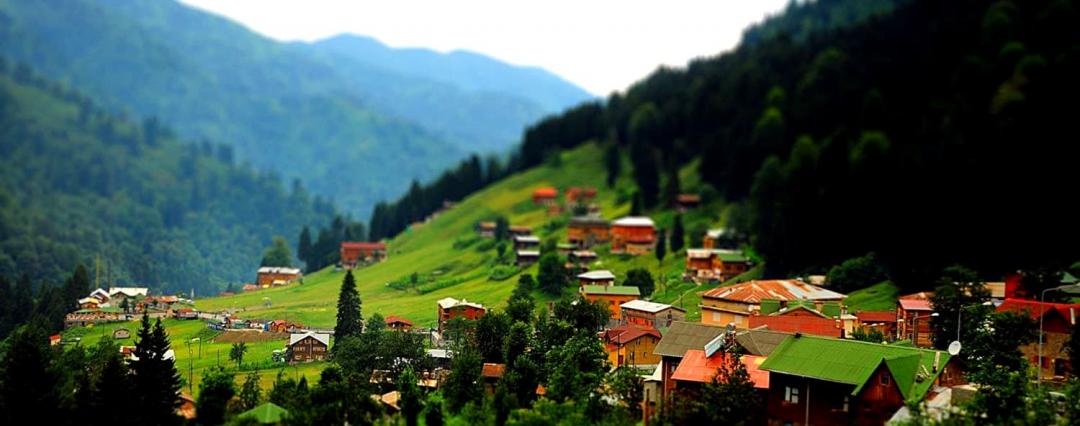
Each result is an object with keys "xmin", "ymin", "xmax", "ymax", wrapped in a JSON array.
[
  {"xmin": 580, "ymin": 285, "xmax": 640, "ymax": 320},
  {"xmin": 600, "ymin": 324, "xmax": 662, "ymax": 368},
  {"xmin": 287, "ymin": 332, "xmax": 330, "ymax": 363},
  {"xmin": 700, "ymin": 280, "xmax": 846, "ymax": 329},
  {"xmin": 437, "ymin": 297, "xmax": 487, "ymax": 334},
  {"xmin": 532, "ymin": 187, "xmax": 558, "ymax": 205},
  {"xmin": 620, "ymin": 299, "xmax": 687, "ymax": 329},
  {"xmin": 256, "ymin": 267, "xmax": 302, "ymax": 287},
  {"xmin": 996, "ymin": 298, "xmax": 1080, "ymax": 380},
  {"xmin": 685, "ymin": 249, "xmax": 751, "ymax": 282},
  {"xmin": 340, "ymin": 241, "xmax": 387, "ymax": 268},
  {"xmin": 896, "ymin": 292, "xmax": 934, "ymax": 347},
  {"xmin": 577, "ymin": 270, "xmax": 615, "ymax": 287},
  {"xmin": 515, "ymin": 250, "xmax": 540, "ymax": 267},
  {"xmin": 610, "ymin": 217, "xmax": 656, "ymax": 255},
  {"xmin": 384, "ymin": 315, "xmax": 414, "ymax": 332},
  {"xmin": 567, "ymin": 216, "xmax": 610, "ymax": 248}
]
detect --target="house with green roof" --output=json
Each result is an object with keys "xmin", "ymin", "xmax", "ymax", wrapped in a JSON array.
[
  {"xmin": 237, "ymin": 402, "xmax": 289, "ymax": 424},
  {"xmin": 759, "ymin": 334, "xmax": 962, "ymax": 426},
  {"xmin": 580, "ymin": 285, "xmax": 641, "ymax": 321}
]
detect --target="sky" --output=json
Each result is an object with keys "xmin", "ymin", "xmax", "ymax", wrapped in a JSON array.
[{"xmin": 179, "ymin": 0, "xmax": 790, "ymax": 96}]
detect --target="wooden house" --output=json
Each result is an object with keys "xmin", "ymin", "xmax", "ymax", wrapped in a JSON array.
[
  {"xmin": 601, "ymin": 324, "xmax": 662, "ymax": 368},
  {"xmin": 565, "ymin": 187, "xmax": 597, "ymax": 204},
  {"xmin": 703, "ymin": 228, "xmax": 740, "ymax": 250},
  {"xmin": 340, "ymin": 242, "xmax": 388, "ymax": 268},
  {"xmin": 577, "ymin": 270, "xmax": 615, "ymax": 287},
  {"xmin": 437, "ymin": 297, "xmax": 487, "ymax": 334},
  {"xmin": 515, "ymin": 250, "xmax": 540, "ymax": 267},
  {"xmin": 684, "ymin": 249, "xmax": 751, "ymax": 282},
  {"xmin": 996, "ymin": 298, "xmax": 1080, "ymax": 380},
  {"xmin": 481, "ymin": 363, "xmax": 506, "ymax": 395},
  {"xmin": 513, "ymin": 235, "xmax": 540, "ymax": 251},
  {"xmin": 610, "ymin": 216, "xmax": 656, "ymax": 255},
  {"xmin": 78, "ymin": 297, "xmax": 101, "ymax": 310},
  {"xmin": 671, "ymin": 350, "xmax": 769, "ymax": 396},
  {"xmin": 508, "ymin": 225, "xmax": 533, "ymax": 238},
  {"xmin": 700, "ymin": 280, "xmax": 846, "ymax": 329},
  {"xmin": 532, "ymin": 187, "xmax": 558, "ymax": 205},
  {"xmin": 674, "ymin": 194, "xmax": 701, "ymax": 211},
  {"xmin": 760, "ymin": 335, "xmax": 961, "ymax": 426},
  {"xmin": 568, "ymin": 250, "xmax": 597, "ymax": 267},
  {"xmin": 620, "ymin": 300, "xmax": 687, "ymax": 329},
  {"xmin": 476, "ymin": 221, "xmax": 496, "ymax": 238},
  {"xmin": 580, "ymin": 285, "xmax": 640, "ymax": 320},
  {"xmin": 256, "ymin": 267, "xmax": 302, "ymax": 287},
  {"xmin": 384, "ymin": 315, "xmax": 414, "ymax": 332},
  {"xmin": 896, "ymin": 292, "xmax": 934, "ymax": 347},
  {"xmin": 747, "ymin": 303, "xmax": 853, "ymax": 338},
  {"xmin": 567, "ymin": 216, "xmax": 610, "ymax": 248},
  {"xmin": 855, "ymin": 311, "xmax": 898, "ymax": 338},
  {"xmin": 653, "ymin": 321, "xmax": 729, "ymax": 401},
  {"xmin": 287, "ymin": 332, "xmax": 330, "ymax": 363}
]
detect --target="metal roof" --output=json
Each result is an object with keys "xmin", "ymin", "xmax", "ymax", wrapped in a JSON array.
[
  {"xmin": 288, "ymin": 332, "xmax": 330, "ymax": 347},
  {"xmin": 577, "ymin": 270, "xmax": 615, "ymax": 280},
  {"xmin": 612, "ymin": 216, "xmax": 655, "ymax": 227},
  {"xmin": 653, "ymin": 321, "xmax": 728, "ymax": 358},
  {"xmin": 620, "ymin": 299, "xmax": 682, "ymax": 313},
  {"xmin": 580, "ymin": 285, "xmax": 640, "ymax": 296}
]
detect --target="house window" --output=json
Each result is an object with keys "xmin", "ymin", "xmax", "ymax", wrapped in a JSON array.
[
  {"xmin": 842, "ymin": 395, "xmax": 849, "ymax": 412},
  {"xmin": 880, "ymin": 373, "xmax": 891, "ymax": 386},
  {"xmin": 784, "ymin": 386, "xmax": 800, "ymax": 404}
]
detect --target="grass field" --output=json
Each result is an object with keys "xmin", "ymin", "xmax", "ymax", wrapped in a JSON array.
[
  {"xmin": 64, "ymin": 319, "xmax": 327, "ymax": 396},
  {"xmin": 64, "ymin": 142, "xmax": 737, "ymax": 394},
  {"xmin": 844, "ymin": 281, "xmax": 900, "ymax": 312}
]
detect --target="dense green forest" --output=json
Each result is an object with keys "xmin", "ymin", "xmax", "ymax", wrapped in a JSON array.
[
  {"xmin": 0, "ymin": 61, "xmax": 335, "ymax": 294},
  {"xmin": 0, "ymin": 0, "xmax": 591, "ymax": 216},
  {"xmin": 377, "ymin": 0, "xmax": 1080, "ymax": 288}
]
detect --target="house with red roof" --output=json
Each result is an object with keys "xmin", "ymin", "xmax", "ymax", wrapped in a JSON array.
[
  {"xmin": 896, "ymin": 293, "xmax": 935, "ymax": 347},
  {"xmin": 747, "ymin": 304, "xmax": 847, "ymax": 338},
  {"xmin": 671, "ymin": 349, "xmax": 769, "ymax": 392},
  {"xmin": 601, "ymin": 324, "xmax": 662, "ymax": 368},
  {"xmin": 610, "ymin": 217, "xmax": 656, "ymax": 255},
  {"xmin": 481, "ymin": 363, "xmax": 506, "ymax": 395},
  {"xmin": 532, "ymin": 187, "xmax": 558, "ymax": 205},
  {"xmin": 997, "ymin": 298, "xmax": 1080, "ymax": 380},
  {"xmin": 340, "ymin": 241, "xmax": 387, "ymax": 269},
  {"xmin": 384, "ymin": 315, "xmax": 414, "ymax": 332},
  {"xmin": 855, "ymin": 311, "xmax": 898, "ymax": 338},
  {"xmin": 700, "ymin": 280, "xmax": 846, "ymax": 329}
]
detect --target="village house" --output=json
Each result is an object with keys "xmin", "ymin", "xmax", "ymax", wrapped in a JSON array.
[
  {"xmin": 671, "ymin": 349, "xmax": 769, "ymax": 396},
  {"xmin": 760, "ymin": 334, "xmax": 962, "ymax": 426},
  {"xmin": 610, "ymin": 216, "xmax": 657, "ymax": 255},
  {"xmin": 174, "ymin": 307, "xmax": 198, "ymax": 320},
  {"xmin": 481, "ymin": 363, "xmax": 506, "ymax": 395},
  {"xmin": 508, "ymin": 225, "xmax": 533, "ymax": 238},
  {"xmin": 896, "ymin": 292, "xmax": 935, "ymax": 347},
  {"xmin": 108, "ymin": 287, "xmax": 149, "ymax": 308},
  {"xmin": 996, "ymin": 298, "xmax": 1080, "ymax": 380},
  {"xmin": 856, "ymin": 311, "xmax": 898, "ymax": 338},
  {"xmin": 699, "ymin": 280, "xmax": 846, "ymax": 328},
  {"xmin": 674, "ymin": 193, "xmax": 701, "ymax": 211},
  {"xmin": 653, "ymin": 321, "xmax": 729, "ymax": 401},
  {"xmin": 532, "ymin": 187, "xmax": 558, "ymax": 205},
  {"xmin": 556, "ymin": 243, "xmax": 576, "ymax": 256},
  {"xmin": 515, "ymin": 250, "xmax": 539, "ymax": 267},
  {"xmin": 580, "ymin": 285, "xmax": 640, "ymax": 321},
  {"xmin": 78, "ymin": 297, "xmax": 101, "ymax": 310},
  {"xmin": 476, "ymin": 221, "xmax": 496, "ymax": 238},
  {"xmin": 89, "ymin": 288, "xmax": 111, "ymax": 305},
  {"xmin": 512, "ymin": 235, "xmax": 540, "ymax": 251},
  {"xmin": 565, "ymin": 187, "xmax": 597, "ymax": 205},
  {"xmin": 385, "ymin": 315, "xmax": 414, "ymax": 332},
  {"xmin": 684, "ymin": 249, "xmax": 751, "ymax": 282},
  {"xmin": 437, "ymin": 297, "xmax": 487, "ymax": 334},
  {"xmin": 620, "ymin": 300, "xmax": 687, "ymax": 329},
  {"xmin": 568, "ymin": 250, "xmax": 597, "ymax": 267},
  {"xmin": 287, "ymin": 332, "xmax": 330, "ymax": 363},
  {"xmin": 256, "ymin": 267, "xmax": 302, "ymax": 287},
  {"xmin": 703, "ymin": 228, "xmax": 741, "ymax": 250},
  {"xmin": 747, "ymin": 301, "xmax": 853, "ymax": 338},
  {"xmin": 601, "ymin": 324, "xmax": 662, "ymax": 368},
  {"xmin": 340, "ymin": 241, "xmax": 388, "ymax": 268},
  {"xmin": 577, "ymin": 270, "xmax": 615, "ymax": 287},
  {"xmin": 567, "ymin": 216, "xmax": 611, "ymax": 249},
  {"xmin": 242, "ymin": 284, "xmax": 259, "ymax": 292}
]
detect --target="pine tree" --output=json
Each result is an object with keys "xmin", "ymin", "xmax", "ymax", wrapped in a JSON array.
[
  {"xmin": 297, "ymin": 226, "xmax": 313, "ymax": 270},
  {"xmin": 1, "ymin": 325, "xmax": 61, "ymax": 425},
  {"xmin": 604, "ymin": 142, "xmax": 621, "ymax": 188},
  {"xmin": 334, "ymin": 270, "xmax": 363, "ymax": 342},
  {"xmin": 655, "ymin": 229, "xmax": 667, "ymax": 264},
  {"xmin": 131, "ymin": 314, "xmax": 182, "ymax": 425},
  {"xmin": 90, "ymin": 349, "xmax": 135, "ymax": 426},
  {"xmin": 63, "ymin": 264, "xmax": 91, "ymax": 314},
  {"xmin": 537, "ymin": 253, "xmax": 568, "ymax": 295},
  {"xmin": 399, "ymin": 367, "xmax": 423, "ymax": 426},
  {"xmin": 671, "ymin": 214, "xmax": 685, "ymax": 252},
  {"xmin": 196, "ymin": 367, "xmax": 235, "ymax": 426}
]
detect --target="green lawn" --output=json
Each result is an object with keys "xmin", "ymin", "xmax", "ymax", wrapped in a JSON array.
[
  {"xmin": 844, "ymin": 281, "xmax": 900, "ymax": 312},
  {"xmin": 64, "ymin": 319, "xmax": 327, "ymax": 397}
]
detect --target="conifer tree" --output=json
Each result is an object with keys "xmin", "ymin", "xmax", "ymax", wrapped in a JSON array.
[
  {"xmin": 130, "ymin": 314, "xmax": 182, "ymax": 425},
  {"xmin": 671, "ymin": 214, "xmax": 685, "ymax": 252},
  {"xmin": 334, "ymin": 270, "xmax": 363, "ymax": 342},
  {"xmin": 297, "ymin": 226, "xmax": 313, "ymax": 270},
  {"xmin": 399, "ymin": 367, "xmax": 423, "ymax": 426}
]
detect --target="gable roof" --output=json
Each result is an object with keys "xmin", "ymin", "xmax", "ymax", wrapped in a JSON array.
[
  {"xmin": 437, "ymin": 297, "xmax": 486, "ymax": 311},
  {"xmin": 702, "ymin": 280, "xmax": 845, "ymax": 304},
  {"xmin": 734, "ymin": 328, "xmax": 791, "ymax": 356},
  {"xmin": 533, "ymin": 187, "xmax": 558, "ymax": 198},
  {"xmin": 238, "ymin": 402, "xmax": 289, "ymax": 424},
  {"xmin": 612, "ymin": 216, "xmax": 655, "ymax": 228},
  {"xmin": 620, "ymin": 299, "xmax": 684, "ymax": 314},
  {"xmin": 581, "ymin": 285, "xmax": 640, "ymax": 296},
  {"xmin": 288, "ymin": 332, "xmax": 330, "ymax": 347},
  {"xmin": 384, "ymin": 316, "xmax": 414, "ymax": 326},
  {"xmin": 671, "ymin": 350, "xmax": 769, "ymax": 389},
  {"xmin": 654, "ymin": 321, "xmax": 728, "ymax": 357},
  {"xmin": 602, "ymin": 324, "xmax": 662, "ymax": 346},
  {"xmin": 898, "ymin": 299, "xmax": 933, "ymax": 311},
  {"xmin": 748, "ymin": 311, "xmax": 842, "ymax": 338},
  {"xmin": 256, "ymin": 267, "xmax": 302, "ymax": 275},
  {"xmin": 856, "ymin": 311, "xmax": 897, "ymax": 323},
  {"xmin": 759, "ymin": 335, "xmax": 950, "ymax": 402},
  {"xmin": 341, "ymin": 241, "xmax": 387, "ymax": 250},
  {"xmin": 996, "ymin": 298, "xmax": 1080, "ymax": 325},
  {"xmin": 108, "ymin": 287, "xmax": 149, "ymax": 297},
  {"xmin": 482, "ymin": 363, "xmax": 506, "ymax": 379},
  {"xmin": 578, "ymin": 270, "xmax": 616, "ymax": 281}
]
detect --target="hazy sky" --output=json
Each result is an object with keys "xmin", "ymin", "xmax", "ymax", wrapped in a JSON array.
[{"xmin": 180, "ymin": 0, "xmax": 789, "ymax": 96}]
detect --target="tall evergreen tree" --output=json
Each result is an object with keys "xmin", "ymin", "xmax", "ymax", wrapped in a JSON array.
[
  {"xmin": 297, "ymin": 226, "xmax": 313, "ymax": 270},
  {"xmin": 603, "ymin": 142, "xmax": 621, "ymax": 188},
  {"xmin": 399, "ymin": 367, "xmax": 423, "ymax": 426},
  {"xmin": 0, "ymin": 324, "xmax": 61, "ymax": 425},
  {"xmin": 537, "ymin": 253, "xmax": 568, "ymax": 295},
  {"xmin": 90, "ymin": 345, "xmax": 136, "ymax": 426},
  {"xmin": 130, "ymin": 314, "xmax": 182, "ymax": 425},
  {"xmin": 655, "ymin": 229, "xmax": 667, "ymax": 264},
  {"xmin": 334, "ymin": 270, "xmax": 363, "ymax": 342},
  {"xmin": 670, "ymin": 214, "xmax": 685, "ymax": 252},
  {"xmin": 63, "ymin": 264, "xmax": 91, "ymax": 313}
]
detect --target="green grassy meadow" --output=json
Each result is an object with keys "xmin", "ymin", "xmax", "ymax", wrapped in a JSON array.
[{"xmin": 844, "ymin": 281, "xmax": 900, "ymax": 312}]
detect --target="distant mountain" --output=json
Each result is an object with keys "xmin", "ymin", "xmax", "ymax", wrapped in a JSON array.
[
  {"xmin": 0, "ymin": 0, "xmax": 591, "ymax": 215},
  {"xmin": 0, "ymin": 62, "xmax": 334, "ymax": 294}
]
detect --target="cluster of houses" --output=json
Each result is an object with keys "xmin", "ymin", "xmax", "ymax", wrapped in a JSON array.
[{"xmin": 66, "ymin": 287, "xmax": 199, "ymax": 328}]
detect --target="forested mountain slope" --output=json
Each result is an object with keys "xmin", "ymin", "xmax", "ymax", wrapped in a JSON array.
[
  {"xmin": 0, "ymin": 62, "xmax": 333, "ymax": 294},
  {"xmin": 0, "ymin": 0, "xmax": 591, "ymax": 215}
]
